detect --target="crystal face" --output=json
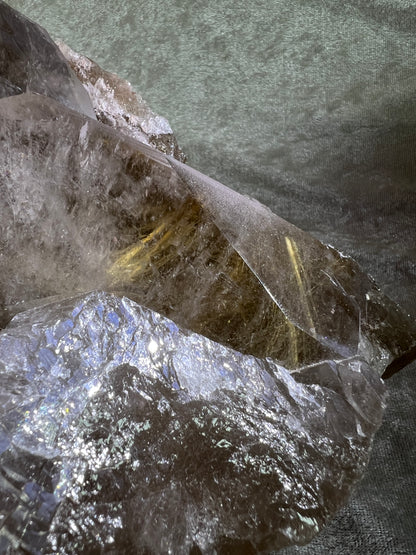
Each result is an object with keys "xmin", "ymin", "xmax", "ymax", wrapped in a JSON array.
[
  {"xmin": 0, "ymin": 2, "xmax": 415, "ymax": 553},
  {"xmin": 0, "ymin": 1, "xmax": 95, "ymax": 119},
  {"xmin": 0, "ymin": 291, "xmax": 387, "ymax": 554},
  {"xmin": 56, "ymin": 40, "xmax": 187, "ymax": 162},
  {"xmin": 0, "ymin": 91, "xmax": 414, "ymax": 378}
]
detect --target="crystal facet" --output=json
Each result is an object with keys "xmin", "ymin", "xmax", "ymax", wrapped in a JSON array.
[
  {"xmin": 0, "ymin": 291, "xmax": 387, "ymax": 553},
  {"xmin": 0, "ymin": 1, "xmax": 95, "ymax": 118},
  {"xmin": 0, "ymin": 91, "xmax": 414, "ymax": 379},
  {"xmin": 56, "ymin": 40, "xmax": 187, "ymax": 162}
]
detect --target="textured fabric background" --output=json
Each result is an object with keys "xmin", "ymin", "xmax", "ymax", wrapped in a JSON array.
[{"xmin": 6, "ymin": 1, "xmax": 416, "ymax": 552}]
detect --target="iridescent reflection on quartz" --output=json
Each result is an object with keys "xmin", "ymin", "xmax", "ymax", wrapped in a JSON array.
[{"xmin": 0, "ymin": 291, "xmax": 385, "ymax": 553}]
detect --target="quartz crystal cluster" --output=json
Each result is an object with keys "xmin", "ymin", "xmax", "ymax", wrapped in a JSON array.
[{"xmin": 0, "ymin": 2, "xmax": 415, "ymax": 554}]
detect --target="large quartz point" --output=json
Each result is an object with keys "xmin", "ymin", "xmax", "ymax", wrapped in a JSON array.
[
  {"xmin": 0, "ymin": 92, "xmax": 415, "ymax": 553},
  {"xmin": 0, "ymin": 91, "xmax": 415, "ymax": 380},
  {"xmin": 0, "ymin": 1, "xmax": 95, "ymax": 119},
  {"xmin": 0, "ymin": 291, "xmax": 386, "ymax": 554}
]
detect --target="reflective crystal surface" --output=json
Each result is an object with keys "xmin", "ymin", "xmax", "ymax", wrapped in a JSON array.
[
  {"xmin": 57, "ymin": 40, "xmax": 187, "ymax": 162},
  {"xmin": 0, "ymin": 3, "xmax": 416, "ymax": 553},
  {"xmin": 0, "ymin": 91, "xmax": 415, "ymax": 379},
  {"xmin": 0, "ymin": 1, "xmax": 95, "ymax": 118},
  {"xmin": 0, "ymin": 89, "xmax": 415, "ymax": 554},
  {"xmin": 0, "ymin": 291, "xmax": 386, "ymax": 553}
]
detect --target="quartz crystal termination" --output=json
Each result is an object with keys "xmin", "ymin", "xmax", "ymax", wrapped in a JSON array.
[
  {"xmin": 0, "ymin": 0, "xmax": 95, "ymax": 119},
  {"xmin": 0, "ymin": 291, "xmax": 386, "ymax": 554},
  {"xmin": 0, "ymin": 0, "xmax": 185, "ymax": 162},
  {"xmin": 0, "ymin": 91, "xmax": 415, "ymax": 379}
]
